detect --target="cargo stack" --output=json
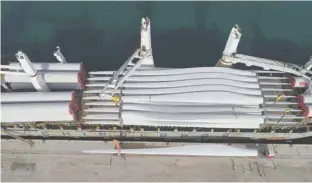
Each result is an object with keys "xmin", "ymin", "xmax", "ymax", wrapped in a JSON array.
[
  {"xmin": 297, "ymin": 85, "xmax": 312, "ymax": 118},
  {"xmin": 1, "ymin": 91, "xmax": 80, "ymax": 123},
  {"xmin": 3, "ymin": 62, "xmax": 87, "ymax": 91},
  {"xmin": 0, "ymin": 49, "xmax": 85, "ymax": 124},
  {"xmin": 82, "ymin": 67, "xmax": 267, "ymax": 129}
]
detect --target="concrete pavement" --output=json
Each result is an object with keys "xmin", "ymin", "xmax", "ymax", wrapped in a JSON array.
[{"xmin": 2, "ymin": 140, "xmax": 312, "ymax": 182}]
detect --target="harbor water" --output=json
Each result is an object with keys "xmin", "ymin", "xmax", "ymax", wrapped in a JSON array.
[{"xmin": 1, "ymin": 1, "xmax": 312, "ymax": 71}]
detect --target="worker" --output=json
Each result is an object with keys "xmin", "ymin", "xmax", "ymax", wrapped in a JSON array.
[
  {"xmin": 112, "ymin": 95, "xmax": 120, "ymax": 105},
  {"xmin": 263, "ymin": 149, "xmax": 275, "ymax": 159},
  {"xmin": 284, "ymin": 108, "xmax": 291, "ymax": 114},
  {"xmin": 113, "ymin": 139, "xmax": 121, "ymax": 155},
  {"xmin": 274, "ymin": 94, "xmax": 285, "ymax": 104},
  {"xmin": 112, "ymin": 139, "xmax": 126, "ymax": 160},
  {"xmin": 277, "ymin": 108, "xmax": 291, "ymax": 123}
]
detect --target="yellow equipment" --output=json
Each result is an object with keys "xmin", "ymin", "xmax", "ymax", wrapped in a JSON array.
[
  {"xmin": 284, "ymin": 108, "xmax": 291, "ymax": 114},
  {"xmin": 274, "ymin": 94, "xmax": 285, "ymax": 104},
  {"xmin": 112, "ymin": 95, "xmax": 121, "ymax": 103},
  {"xmin": 277, "ymin": 108, "xmax": 292, "ymax": 123}
]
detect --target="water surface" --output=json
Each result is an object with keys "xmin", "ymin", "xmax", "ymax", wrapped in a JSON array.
[{"xmin": 2, "ymin": 1, "xmax": 312, "ymax": 71}]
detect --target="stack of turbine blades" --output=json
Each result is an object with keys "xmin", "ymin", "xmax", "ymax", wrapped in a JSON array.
[{"xmin": 84, "ymin": 85, "xmax": 262, "ymax": 96}]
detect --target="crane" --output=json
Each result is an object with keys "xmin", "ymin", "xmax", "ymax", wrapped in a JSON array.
[
  {"xmin": 0, "ymin": 51, "xmax": 50, "ymax": 92},
  {"xmin": 53, "ymin": 46, "xmax": 67, "ymax": 64},
  {"xmin": 99, "ymin": 17, "xmax": 154, "ymax": 101},
  {"xmin": 219, "ymin": 25, "xmax": 312, "ymax": 80}
]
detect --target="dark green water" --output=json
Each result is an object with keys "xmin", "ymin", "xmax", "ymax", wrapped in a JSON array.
[{"xmin": 2, "ymin": 1, "xmax": 312, "ymax": 71}]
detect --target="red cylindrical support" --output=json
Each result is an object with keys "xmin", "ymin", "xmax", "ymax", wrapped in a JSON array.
[
  {"xmin": 289, "ymin": 76, "xmax": 309, "ymax": 88},
  {"xmin": 302, "ymin": 105, "xmax": 312, "ymax": 117},
  {"xmin": 77, "ymin": 71, "xmax": 86, "ymax": 90},
  {"xmin": 297, "ymin": 95, "xmax": 305, "ymax": 109},
  {"xmin": 68, "ymin": 91, "xmax": 78, "ymax": 121},
  {"xmin": 80, "ymin": 63, "xmax": 87, "ymax": 79},
  {"xmin": 297, "ymin": 93, "xmax": 312, "ymax": 107}
]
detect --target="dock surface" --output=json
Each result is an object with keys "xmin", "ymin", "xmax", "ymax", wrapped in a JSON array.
[{"xmin": 2, "ymin": 140, "xmax": 312, "ymax": 182}]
